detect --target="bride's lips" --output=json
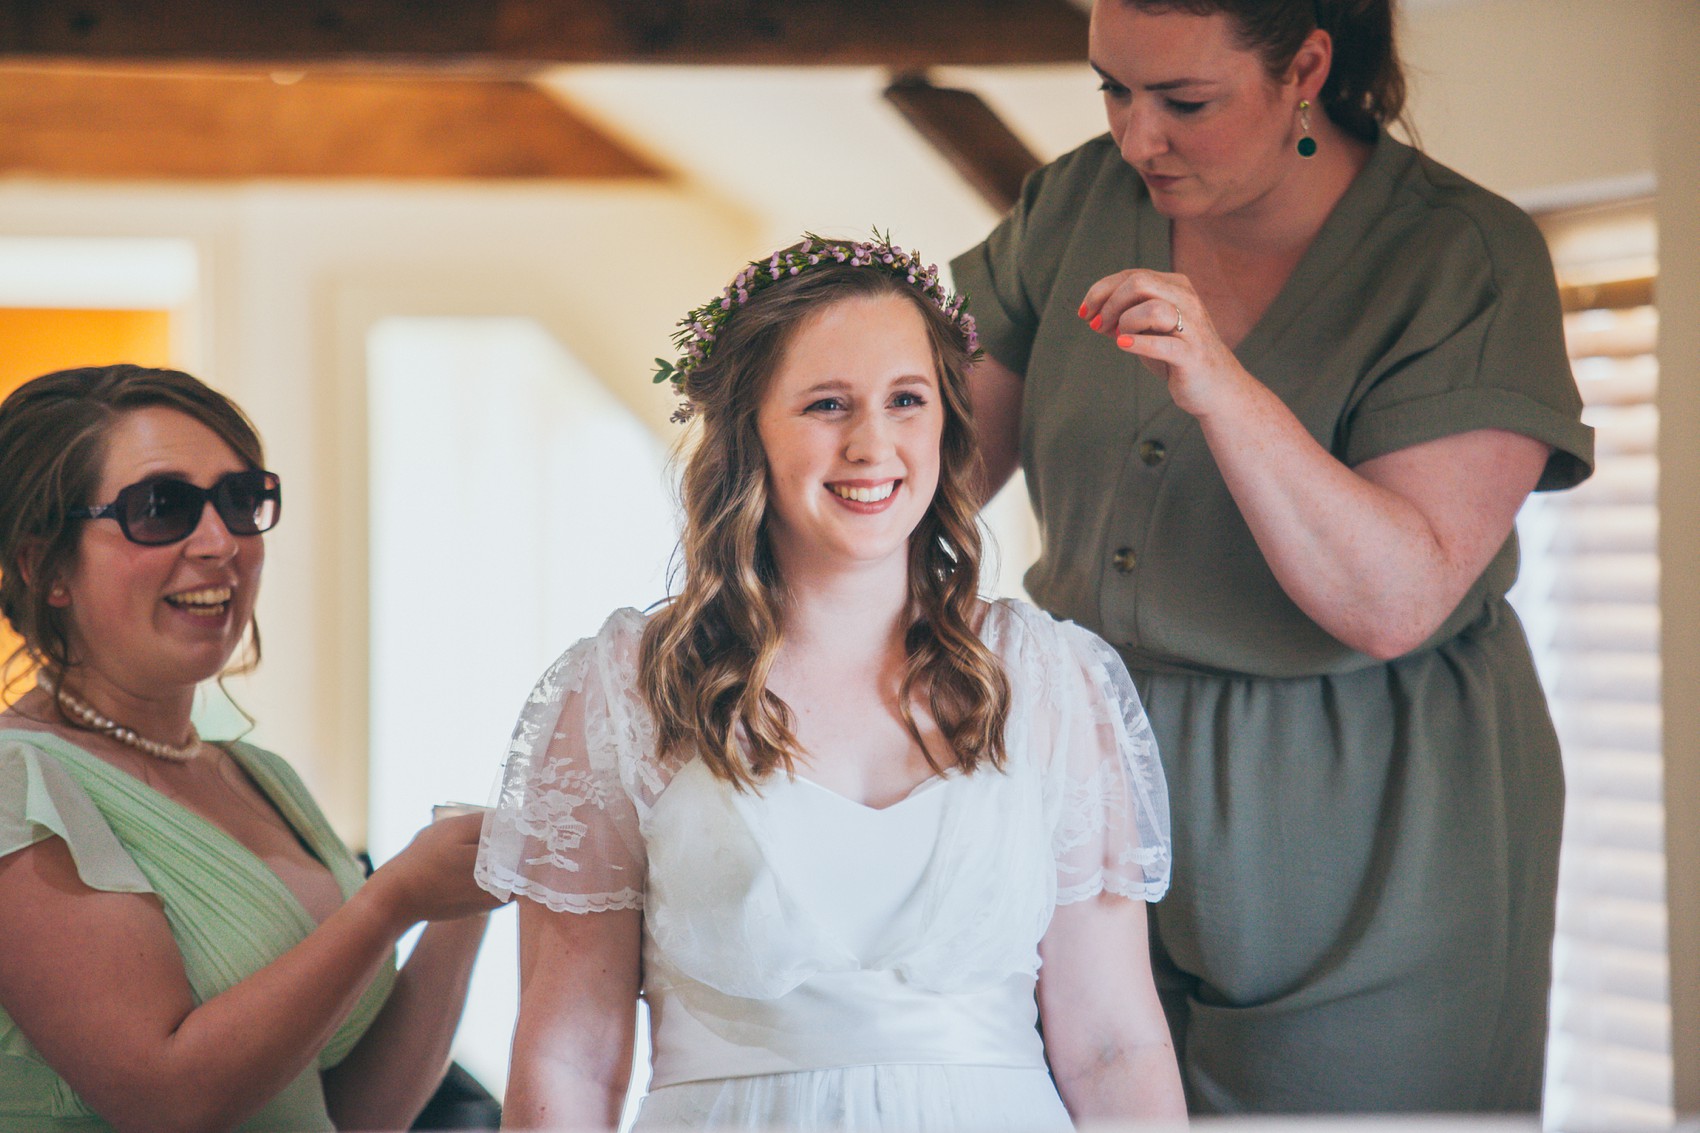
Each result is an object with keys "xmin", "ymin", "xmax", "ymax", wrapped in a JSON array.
[{"xmin": 825, "ymin": 479, "xmax": 901, "ymax": 514}]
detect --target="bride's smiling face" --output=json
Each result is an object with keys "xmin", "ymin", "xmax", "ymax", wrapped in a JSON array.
[{"xmin": 755, "ymin": 294, "xmax": 944, "ymax": 574}]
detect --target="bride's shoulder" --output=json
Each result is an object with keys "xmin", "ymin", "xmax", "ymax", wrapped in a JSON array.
[
  {"xmin": 978, "ymin": 596, "xmax": 1101, "ymax": 654},
  {"xmin": 979, "ymin": 600, "xmax": 1137, "ymax": 706},
  {"xmin": 555, "ymin": 606, "xmax": 651, "ymax": 663},
  {"xmin": 522, "ymin": 606, "xmax": 653, "ymax": 708}
]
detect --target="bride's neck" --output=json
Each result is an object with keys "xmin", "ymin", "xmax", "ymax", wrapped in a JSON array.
[{"xmin": 775, "ymin": 559, "xmax": 910, "ymax": 665}]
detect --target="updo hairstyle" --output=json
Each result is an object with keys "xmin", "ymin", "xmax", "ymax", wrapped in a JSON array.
[{"xmin": 1129, "ymin": 0, "xmax": 1406, "ymax": 142}]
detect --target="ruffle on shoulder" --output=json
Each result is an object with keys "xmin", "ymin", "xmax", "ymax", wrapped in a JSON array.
[
  {"xmin": 475, "ymin": 608, "xmax": 668, "ymax": 913},
  {"xmin": 985, "ymin": 601, "xmax": 1172, "ymax": 904},
  {"xmin": 0, "ymin": 735, "xmax": 154, "ymax": 895}
]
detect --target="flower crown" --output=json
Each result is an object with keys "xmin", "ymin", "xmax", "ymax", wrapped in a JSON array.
[{"xmin": 652, "ymin": 232, "xmax": 979, "ymax": 423}]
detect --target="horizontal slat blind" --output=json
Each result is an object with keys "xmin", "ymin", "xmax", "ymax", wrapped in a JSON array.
[{"xmin": 1514, "ymin": 202, "xmax": 1670, "ymax": 1133}]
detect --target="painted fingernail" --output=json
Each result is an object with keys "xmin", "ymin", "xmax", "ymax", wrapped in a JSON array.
[
  {"xmin": 1117, "ymin": 334, "xmax": 1134, "ymax": 349},
  {"xmin": 1090, "ymin": 315, "xmax": 1103, "ymax": 331},
  {"xmin": 1078, "ymin": 303, "xmax": 1090, "ymax": 318}
]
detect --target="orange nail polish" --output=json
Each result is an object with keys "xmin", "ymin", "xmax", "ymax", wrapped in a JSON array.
[
  {"xmin": 1090, "ymin": 315, "xmax": 1103, "ymax": 331},
  {"xmin": 1117, "ymin": 334, "xmax": 1133, "ymax": 348},
  {"xmin": 1078, "ymin": 304, "xmax": 1089, "ymax": 318}
]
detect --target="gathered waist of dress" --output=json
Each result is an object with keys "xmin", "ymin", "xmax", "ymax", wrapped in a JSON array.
[{"xmin": 644, "ymin": 966, "xmax": 1047, "ymax": 1089}]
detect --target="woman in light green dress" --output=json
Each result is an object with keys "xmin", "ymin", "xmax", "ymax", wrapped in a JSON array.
[
  {"xmin": 0, "ymin": 365, "xmax": 499, "ymax": 1131},
  {"xmin": 953, "ymin": 0, "xmax": 1592, "ymax": 1114}
]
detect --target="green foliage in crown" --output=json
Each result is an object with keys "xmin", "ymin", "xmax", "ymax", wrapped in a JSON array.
[{"xmin": 653, "ymin": 231, "xmax": 978, "ymax": 423}]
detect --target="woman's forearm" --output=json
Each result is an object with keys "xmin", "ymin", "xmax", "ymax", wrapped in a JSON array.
[
  {"xmin": 503, "ymin": 1054, "xmax": 630, "ymax": 1132},
  {"xmin": 1086, "ymin": 270, "xmax": 1550, "ymax": 659},
  {"xmin": 1051, "ymin": 1038, "xmax": 1186, "ymax": 1123},
  {"xmin": 139, "ymin": 882, "xmax": 414, "ymax": 1132},
  {"xmin": 322, "ymin": 913, "xmax": 491, "ymax": 1131},
  {"xmin": 1194, "ymin": 369, "xmax": 1547, "ymax": 658},
  {"xmin": 505, "ymin": 902, "xmax": 644, "ymax": 1130}
]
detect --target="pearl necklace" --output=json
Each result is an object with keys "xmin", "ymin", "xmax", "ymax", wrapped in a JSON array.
[{"xmin": 36, "ymin": 673, "xmax": 201, "ymax": 763}]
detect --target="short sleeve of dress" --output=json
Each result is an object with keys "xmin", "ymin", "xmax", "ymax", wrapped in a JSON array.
[
  {"xmin": 0, "ymin": 736, "xmax": 153, "ymax": 894},
  {"xmin": 1006, "ymin": 607, "xmax": 1171, "ymax": 905},
  {"xmin": 1341, "ymin": 167, "xmax": 1594, "ymax": 492},
  {"xmin": 475, "ymin": 609, "xmax": 660, "ymax": 914}
]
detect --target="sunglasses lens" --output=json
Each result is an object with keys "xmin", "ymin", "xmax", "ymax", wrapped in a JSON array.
[
  {"xmin": 120, "ymin": 479, "xmax": 202, "ymax": 545},
  {"xmin": 217, "ymin": 471, "xmax": 280, "ymax": 536}
]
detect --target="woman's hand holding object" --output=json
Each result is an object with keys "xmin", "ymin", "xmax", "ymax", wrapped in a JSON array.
[
  {"xmin": 1077, "ymin": 268, "xmax": 1252, "ymax": 418},
  {"xmin": 366, "ymin": 812, "xmax": 504, "ymax": 931}
]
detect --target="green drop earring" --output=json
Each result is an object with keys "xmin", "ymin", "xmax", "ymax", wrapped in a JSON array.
[{"xmin": 1296, "ymin": 99, "xmax": 1317, "ymax": 158}]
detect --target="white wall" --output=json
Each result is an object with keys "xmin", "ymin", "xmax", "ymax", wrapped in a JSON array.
[{"xmin": 1399, "ymin": 0, "xmax": 1661, "ymax": 204}]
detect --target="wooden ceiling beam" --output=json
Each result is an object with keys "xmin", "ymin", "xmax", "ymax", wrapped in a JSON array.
[
  {"xmin": 883, "ymin": 73, "xmax": 1040, "ymax": 214},
  {"xmin": 0, "ymin": 68, "xmax": 664, "ymax": 179},
  {"xmin": 0, "ymin": 0, "xmax": 1088, "ymax": 71}
]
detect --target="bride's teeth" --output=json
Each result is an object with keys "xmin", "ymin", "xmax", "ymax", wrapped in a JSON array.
[{"xmin": 832, "ymin": 483, "xmax": 895, "ymax": 504}]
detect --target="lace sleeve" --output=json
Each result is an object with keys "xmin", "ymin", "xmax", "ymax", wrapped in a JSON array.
[
  {"xmin": 1020, "ymin": 609, "xmax": 1172, "ymax": 905},
  {"xmin": 475, "ymin": 609, "xmax": 656, "ymax": 914}
]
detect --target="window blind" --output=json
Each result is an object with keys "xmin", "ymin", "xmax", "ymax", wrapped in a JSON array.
[{"xmin": 1512, "ymin": 202, "xmax": 1670, "ymax": 1132}]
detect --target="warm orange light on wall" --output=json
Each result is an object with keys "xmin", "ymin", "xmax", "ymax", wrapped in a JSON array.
[{"xmin": 0, "ymin": 308, "xmax": 173, "ymax": 703}]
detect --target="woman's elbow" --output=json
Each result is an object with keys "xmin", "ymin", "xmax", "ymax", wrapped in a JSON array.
[
  {"xmin": 1354, "ymin": 630, "xmax": 1422, "ymax": 662},
  {"xmin": 1330, "ymin": 585, "xmax": 1470, "ymax": 660}
]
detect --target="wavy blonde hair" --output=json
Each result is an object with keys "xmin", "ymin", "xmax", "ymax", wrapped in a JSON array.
[{"xmin": 639, "ymin": 262, "xmax": 1010, "ymax": 789}]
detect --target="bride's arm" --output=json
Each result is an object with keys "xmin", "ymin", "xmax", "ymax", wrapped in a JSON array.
[
  {"xmin": 504, "ymin": 899, "xmax": 643, "ymax": 1131},
  {"xmin": 1038, "ymin": 894, "xmax": 1186, "ymax": 1122}
]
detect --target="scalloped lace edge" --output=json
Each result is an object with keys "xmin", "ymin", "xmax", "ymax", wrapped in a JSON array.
[
  {"xmin": 475, "ymin": 861, "xmax": 643, "ymax": 914},
  {"xmin": 1056, "ymin": 874, "xmax": 1169, "ymax": 906}
]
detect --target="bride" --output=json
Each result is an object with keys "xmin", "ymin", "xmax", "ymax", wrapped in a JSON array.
[{"xmin": 476, "ymin": 235, "xmax": 1186, "ymax": 1130}]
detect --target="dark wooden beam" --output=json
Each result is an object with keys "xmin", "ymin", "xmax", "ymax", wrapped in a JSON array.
[
  {"xmin": 884, "ymin": 72, "xmax": 1040, "ymax": 214},
  {"xmin": 0, "ymin": 67, "xmax": 664, "ymax": 178},
  {"xmin": 0, "ymin": 0, "xmax": 1087, "ymax": 70}
]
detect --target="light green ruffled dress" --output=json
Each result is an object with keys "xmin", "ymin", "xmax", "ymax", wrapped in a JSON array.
[{"xmin": 0, "ymin": 730, "xmax": 396, "ymax": 1132}]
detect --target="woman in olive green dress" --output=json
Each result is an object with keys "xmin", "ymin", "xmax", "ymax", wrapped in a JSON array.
[
  {"xmin": 952, "ymin": 0, "xmax": 1593, "ymax": 1114},
  {"xmin": 0, "ymin": 365, "xmax": 500, "ymax": 1131}
]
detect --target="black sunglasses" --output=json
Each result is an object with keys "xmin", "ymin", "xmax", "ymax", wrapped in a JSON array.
[{"xmin": 69, "ymin": 469, "xmax": 282, "ymax": 546}]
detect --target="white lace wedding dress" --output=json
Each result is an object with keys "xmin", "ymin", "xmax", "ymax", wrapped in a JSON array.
[{"xmin": 475, "ymin": 598, "xmax": 1171, "ymax": 1131}]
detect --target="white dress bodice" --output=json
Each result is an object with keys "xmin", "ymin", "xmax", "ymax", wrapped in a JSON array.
[
  {"xmin": 476, "ymin": 598, "xmax": 1171, "ymax": 1128},
  {"xmin": 641, "ymin": 760, "xmax": 1048, "ymax": 1087}
]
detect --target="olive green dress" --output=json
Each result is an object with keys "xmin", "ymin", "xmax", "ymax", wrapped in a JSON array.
[
  {"xmin": 953, "ymin": 131, "xmax": 1594, "ymax": 1113},
  {"xmin": 0, "ymin": 731, "xmax": 396, "ymax": 1132}
]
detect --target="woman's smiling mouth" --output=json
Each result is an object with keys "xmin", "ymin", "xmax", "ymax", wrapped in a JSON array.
[
  {"xmin": 829, "ymin": 481, "xmax": 898, "ymax": 504},
  {"xmin": 164, "ymin": 585, "xmax": 233, "ymax": 617}
]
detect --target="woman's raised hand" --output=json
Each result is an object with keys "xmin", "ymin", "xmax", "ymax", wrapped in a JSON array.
[
  {"xmin": 1077, "ymin": 268, "xmax": 1251, "ymax": 418},
  {"xmin": 365, "ymin": 812, "xmax": 504, "ymax": 930}
]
